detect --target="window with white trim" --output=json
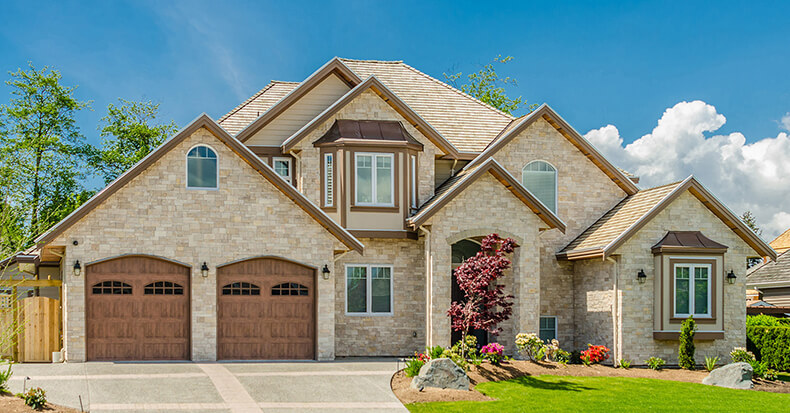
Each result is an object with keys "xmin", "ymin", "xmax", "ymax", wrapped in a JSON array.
[
  {"xmin": 273, "ymin": 157, "xmax": 292, "ymax": 184},
  {"xmin": 187, "ymin": 145, "xmax": 218, "ymax": 189},
  {"xmin": 346, "ymin": 265, "xmax": 392, "ymax": 314},
  {"xmin": 522, "ymin": 160, "xmax": 557, "ymax": 213},
  {"xmin": 539, "ymin": 316, "xmax": 557, "ymax": 341},
  {"xmin": 324, "ymin": 153, "xmax": 334, "ymax": 207},
  {"xmin": 410, "ymin": 155, "xmax": 417, "ymax": 209},
  {"xmin": 674, "ymin": 263, "xmax": 711, "ymax": 317},
  {"xmin": 355, "ymin": 153, "xmax": 394, "ymax": 206}
]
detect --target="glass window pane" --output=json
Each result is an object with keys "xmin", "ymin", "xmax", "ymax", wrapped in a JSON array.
[
  {"xmin": 694, "ymin": 267, "xmax": 709, "ymax": 315},
  {"xmin": 675, "ymin": 267, "xmax": 690, "ymax": 314},
  {"xmin": 376, "ymin": 156, "xmax": 393, "ymax": 205},
  {"xmin": 325, "ymin": 154, "xmax": 333, "ymax": 206},
  {"xmin": 274, "ymin": 160, "xmax": 290, "ymax": 177},
  {"xmin": 522, "ymin": 162, "xmax": 556, "ymax": 213},
  {"xmin": 371, "ymin": 267, "xmax": 391, "ymax": 313},
  {"xmin": 188, "ymin": 157, "xmax": 217, "ymax": 188},
  {"xmin": 347, "ymin": 267, "xmax": 367, "ymax": 313},
  {"xmin": 356, "ymin": 155, "xmax": 373, "ymax": 203},
  {"xmin": 539, "ymin": 317, "xmax": 556, "ymax": 341}
]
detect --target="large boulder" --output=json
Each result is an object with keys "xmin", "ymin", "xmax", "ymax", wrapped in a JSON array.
[
  {"xmin": 702, "ymin": 362, "xmax": 754, "ymax": 390},
  {"xmin": 410, "ymin": 358, "xmax": 470, "ymax": 391}
]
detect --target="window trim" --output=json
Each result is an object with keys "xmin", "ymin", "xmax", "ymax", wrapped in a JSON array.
[
  {"xmin": 323, "ymin": 152, "xmax": 334, "ymax": 208},
  {"xmin": 272, "ymin": 156, "xmax": 293, "ymax": 184},
  {"xmin": 186, "ymin": 144, "xmax": 219, "ymax": 190},
  {"xmin": 521, "ymin": 160, "xmax": 558, "ymax": 213},
  {"xmin": 671, "ymin": 261, "xmax": 713, "ymax": 319},
  {"xmin": 539, "ymin": 315, "xmax": 558, "ymax": 341},
  {"xmin": 353, "ymin": 152, "xmax": 395, "ymax": 207},
  {"xmin": 344, "ymin": 264, "xmax": 394, "ymax": 316},
  {"xmin": 410, "ymin": 154, "xmax": 417, "ymax": 209}
]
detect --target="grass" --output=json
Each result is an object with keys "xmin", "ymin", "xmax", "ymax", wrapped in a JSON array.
[{"xmin": 406, "ymin": 375, "xmax": 790, "ymax": 412}]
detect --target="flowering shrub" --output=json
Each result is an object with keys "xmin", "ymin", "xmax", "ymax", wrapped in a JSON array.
[
  {"xmin": 580, "ymin": 344, "xmax": 610, "ymax": 365},
  {"xmin": 480, "ymin": 343, "xmax": 505, "ymax": 366},
  {"xmin": 515, "ymin": 333, "xmax": 543, "ymax": 361},
  {"xmin": 404, "ymin": 352, "xmax": 429, "ymax": 377}
]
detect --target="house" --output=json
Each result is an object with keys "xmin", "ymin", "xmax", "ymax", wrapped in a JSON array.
[
  {"xmin": 2, "ymin": 58, "xmax": 776, "ymax": 363},
  {"xmin": 746, "ymin": 230, "xmax": 790, "ymax": 316}
]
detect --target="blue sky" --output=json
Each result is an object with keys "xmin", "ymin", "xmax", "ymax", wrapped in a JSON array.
[{"xmin": 2, "ymin": 0, "xmax": 790, "ymax": 237}]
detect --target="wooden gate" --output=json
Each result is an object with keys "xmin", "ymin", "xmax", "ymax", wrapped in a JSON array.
[{"xmin": 17, "ymin": 297, "xmax": 61, "ymax": 362}]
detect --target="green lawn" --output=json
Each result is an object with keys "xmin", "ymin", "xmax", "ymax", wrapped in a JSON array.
[{"xmin": 406, "ymin": 375, "xmax": 790, "ymax": 412}]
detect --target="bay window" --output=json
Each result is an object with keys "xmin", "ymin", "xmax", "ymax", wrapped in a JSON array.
[
  {"xmin": 355, "ymin": 153, "xmax": 394, "ymax": 206},
  {"xmin": 673, "ymin": 263, "xmax": 711, "ymax": 318}
]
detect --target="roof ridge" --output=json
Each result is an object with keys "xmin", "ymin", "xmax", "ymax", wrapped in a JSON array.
[
  {"xmin": 397, "ymin": 62, "xmax": 516, "ymax": 120},
  {"xmin": 639, "ymin": 179, "xmax": 685, "ymax": 193},
  {"xmin": 219, "ymin": 81, "xmax": 279, "ymax": 122},
  {"xmin": 270, "ymin": 80, "xmax": 300, "ymax": 84},
  {"xmin": 339, "ymin": 58, "xmax": 403, "ymax": 64}
]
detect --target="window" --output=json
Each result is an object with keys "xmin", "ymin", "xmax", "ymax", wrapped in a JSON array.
[
  {"xmin": 272, "ymin": 157, "xmax": 292, "ymax": 184},
  {"xmin": 410, "ymin": 155, "xmax": 417, "ymax": 209},
  {"xmin": 143, "ymin": 281, "xmax": 184, "ymax": 295},
  {"xmin": 355, "ymin": 153, "xmax": 394, "ymax": 206},
  {"xmin": 272, "ymin": 282, "xmax": 309, "ymax": 296},
  {"xmin": 673, "ymin": 263, "xmax": 711, "ymax": 317},
  {"xmin": 522, "ymin": 161, "xmax": 557, "ymax": 213},
  {"xmin": 222, "ymin": 282, "xmax": 260, "ymax": 296},
  {"xmin": 92, "ymin": 281, "xmax": 132, "ymax": 295},
  {"xmin": 187, "ymin": 145, "xmax": 218, "ymax": 189},
  {"xmin": 346, "ymin": 265, "xmax": 392, "ymax": 315},
  {"xmin": 539, "ymin": 316, "xmax": 557, "ymax": 341},
  {"xmin": 324, "ymin": 153, "xmax": 334, "ymax": 207}
]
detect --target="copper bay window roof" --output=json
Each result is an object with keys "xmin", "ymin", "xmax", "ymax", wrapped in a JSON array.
[{"xmin": 313, "ymin": 119, "xmax": 423, "ymax": 148}]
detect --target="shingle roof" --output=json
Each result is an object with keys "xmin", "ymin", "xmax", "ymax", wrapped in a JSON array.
[
  {"xmin": 218, "ymin": 81, "xmax": 299, "ymax": 135},
  {"xmin": 559, "ymin": 181, "xmax": 682, "ymax": 256},
  {"xmin": 339, "ymin": 59, "xmax": 513, "ymax": 153},
  {"xmin": 770, "ymin": 228, "xmax": 790, "ymax": 253},
  {"xmin": 747, "ymin": 250, "xmax": 790, "ymax": 285}
]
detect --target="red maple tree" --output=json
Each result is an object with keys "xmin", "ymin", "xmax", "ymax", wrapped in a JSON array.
[{"xmin": 448, "ymin": 233, "xmax": 516, "ymax": 352}]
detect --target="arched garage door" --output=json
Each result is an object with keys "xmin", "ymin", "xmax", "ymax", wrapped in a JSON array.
[
  {"xmin": 217, "ymin": 257, "xmax": 315, "ymax": 360},
  {"xmin": 85, "ymin": 255, "xmax": 190, "ymax": 361}
]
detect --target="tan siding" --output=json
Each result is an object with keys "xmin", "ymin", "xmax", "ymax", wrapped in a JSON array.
[{"xmin": 762, "ymin": 287, "xmax": 790, "ymax": 306}]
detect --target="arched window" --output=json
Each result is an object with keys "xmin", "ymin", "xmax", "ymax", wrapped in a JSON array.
[
  {"xmin": 187, "ymin": 145, "xmax": 218, "ymax": 189},
  {"xmin": 92, "ymin": 281, "xmax": 132, "ymax": 295},
  {"xmin": 222, "ymin": 282, "xmax": 261, "ymax": 296},
  {"xmin": 272, "ymin": 282, "xmax": 309, "ymax": 296},
  {"xmin": 522, "ymin": 161, "xmax": 557, "ymax": 213},
  {"xmin": 144, "ymin": 281, "xmax": 184, "ymax": 295}
]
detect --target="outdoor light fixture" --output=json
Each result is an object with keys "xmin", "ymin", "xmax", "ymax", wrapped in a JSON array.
[
  {"xmin": 727, "ymin": 270, "xmax": 737, "ymax": 285},
  {"xmin": 322, "ymin": 265, "xmax": 331, "ymax": 280},
  {"xmin": 637, "ymin": 269, "xmax": 647, "ymax": 284},
  {"xmin": 201, "ymin": 262, "xmax": 209, "ymax": 277},
  {"xmin": 73, "ymin": 260, "xmax": 81, "ymax": 277}
]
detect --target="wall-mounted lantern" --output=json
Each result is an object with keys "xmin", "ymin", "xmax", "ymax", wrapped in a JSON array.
[
  {"xmin": 201, "ymin": 262, "xmax": 209, "ymax": 278},
  {"xmin": 727, "ymin": 270, "xmax": 737, "ymax": 285},
  {"xmin": 637, "ymin": 269, "xmax": 647, "ymax": 284},
  {"xmin": 73, "ymin": 260, "xmax": 81, "ymax": 277},
  {"xmin": 322, "ymin": 265, "xmax": 331, "ymax": 280}
]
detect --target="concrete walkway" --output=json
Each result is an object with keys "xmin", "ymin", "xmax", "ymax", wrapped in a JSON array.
[{"xmin": 7, "ymin": 358, "xmax": 407, "ymax": 413}]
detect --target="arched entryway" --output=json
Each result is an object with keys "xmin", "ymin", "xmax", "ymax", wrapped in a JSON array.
[
  {"xmin": 450, "ymin": 239, "xmax": 489, "ymax": 348},
  {"xmin": 216, "ymin": 257, "xmax": 316, "ymax": 360}
]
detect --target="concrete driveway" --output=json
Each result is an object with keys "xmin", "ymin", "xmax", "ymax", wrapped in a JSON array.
[{"xmin": 7, "ymin": 358, "xmax": 407, "ymax": 413}]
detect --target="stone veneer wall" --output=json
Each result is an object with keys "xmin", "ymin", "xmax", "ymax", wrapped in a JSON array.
[
  {"xmin": 613, "ymin": 191, "xmax": 754, "ymax": 364},
  {"xmin": 424, "ymin": 173, "xmax": 543, "ymax": 353},
  {"xmin": 292, "ymin": 90, "xmax": 438, "ymax": 209},
  {"xmin": 491, "ymin": 117, "xmax": 627, "ymax": 348},
  {"xmin": 573, "ymin": 259, "xmax": 615, "ymax": 352},
  {"xmin": 52, "ymin": 127, "xmax": 341, "ymax": 361},
  {"xmin": 334, "ymin": 238, "xmax": 425, "ymax": 356}
]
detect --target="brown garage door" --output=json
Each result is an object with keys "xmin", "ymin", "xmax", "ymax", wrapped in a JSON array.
[
  {"xmin": 217, "ymin": 257, "xmax": 315, "ymax": 360},
  {"xmin": 86, "ymin": 255, "xmax": 190, "ymax": 361}
]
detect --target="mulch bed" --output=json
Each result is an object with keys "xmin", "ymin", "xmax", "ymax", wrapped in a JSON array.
[
  {"xmin": 0, "ymin": 394, "xmax": 80, "ymax": 413},
  {"xmin": 391, "ymin": 360, "xmax": 790, "ymax": 404}
]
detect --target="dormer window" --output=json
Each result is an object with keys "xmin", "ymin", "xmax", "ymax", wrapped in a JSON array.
[
  {"xmin": 273, "ymin": 157, "xmax": 292, "ymax": 185},
  {"xmin": 522, "ymin": 160, "xmax": 557, "ymax": 213},
  {"xmin": 187, "ymin": 145, "xmax": 218, "ymax": 189},
  {"xmin": 355, "ymin": 152, "xmax": 394, "ymax": 206}
]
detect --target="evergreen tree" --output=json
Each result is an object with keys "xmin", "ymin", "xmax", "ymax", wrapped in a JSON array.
[{"xmin": 679, "ymin": 316, "xmax": 697, "ymax": 370}]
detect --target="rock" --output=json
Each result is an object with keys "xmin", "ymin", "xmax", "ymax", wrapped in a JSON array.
[
  {"xmin": 702, "ymin": 362, "xmax": 754, "ymax": 390},
  {"xmin": 410, "ymin": 358, "xmax": 470, "ymax": 391}
]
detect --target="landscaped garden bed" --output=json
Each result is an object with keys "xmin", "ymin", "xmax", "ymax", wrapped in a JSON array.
[{"xmin": 0, "ymin": 394, "xmax": 79, "ymax": 413}]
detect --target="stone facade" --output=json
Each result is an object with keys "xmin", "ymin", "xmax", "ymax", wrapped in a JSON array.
[
  {"xmin": 52, "ymin": 127, "xmax": 341, "ymax": 361},
  {"xmin": 573, "ymin": 259, "xmax": 615, "ymax": 352}
]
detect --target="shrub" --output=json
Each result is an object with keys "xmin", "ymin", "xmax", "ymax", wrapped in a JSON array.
[
  {"xmin": 556, "ymin": 349, "xmax": 571, "ymax": 365},
  {"xmin": 704, "ymin": 356, "xmax": 719, "ymax": 372},
  {"xmin": 618, "ymin": 359, "xmax": 632, "ymax": 369},
  {"xmin": 480, "ymin": 343, "xmax": 505, "ymax": 366},
  {"xmin": 515, "ymin": 333, "xmax": 543, "ymax": 361},
  {"xmin": 0, "ymin": 362, "xmax": 11, "ymax": 392},
  {"xmin": 570, "ymin": 350, "xmax": 582, "ymax": 365},
  {"xmin": 747, "ymin": 314, "xmax": 790, "ymax": 327},
  {"xmin": 747, "ymin": 326, "xmax": 790, "ymax": 371},
  {"xmin": 580, "ymin": 344, "xmax": 610, "ymax": 366},
  {"xmin": 678, "ymin": 316, "xmax": 696, "ymax": 370},
  {"xmin": 426, "ymin": 345, "xmax": 445, "ymax": 360},
  {"xmin": 23, "ymin": 387, "xmax": 46, "ymax": 409},
  {"xmin": 404, "ymin": 352, "xmax": 429, "ymax": 377},
  {"xmin": 730, "ymin": 347, "xmax": 756, "ymax": 363},
  {"xmin": 762, "ymin": 368, "xmax": 779, "ymax": 381},
  {"xmin": 646, "ymin": 357, "xmax": 666, "ymax": 371}
]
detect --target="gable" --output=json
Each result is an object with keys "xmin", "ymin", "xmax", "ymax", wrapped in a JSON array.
[
  {"xmin": 244, "ymin": 74, "xmax": 351, "ymax": 146},
  {"xmin": 218, "ymin": 81, "xmax": 299, "ymax": 136}
]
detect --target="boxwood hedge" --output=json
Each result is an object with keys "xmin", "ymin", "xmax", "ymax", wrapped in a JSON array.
[{"xmin": 747, "ymin": 326, "xmax": 790, "ymax": 371}]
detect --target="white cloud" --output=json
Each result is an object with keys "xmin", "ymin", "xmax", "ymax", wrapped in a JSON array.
[
  {"xmin": 585, "ymin": 100, "xmax": 790, "ymax": 241},
  {"xmin": 782, "ymin": 112, "xmax": 790, "ymax": 132}
]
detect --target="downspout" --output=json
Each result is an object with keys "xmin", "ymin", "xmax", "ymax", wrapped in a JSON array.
[
  {"xmin": 419, "ymin": 225, "xmax": 432, "ymax": 348},
  {"xmin": 606, "ymin": 256, "xmax": 620, "ymax": 364}
]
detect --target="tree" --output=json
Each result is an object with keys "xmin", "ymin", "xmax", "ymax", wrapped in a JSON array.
[
  {"xmin": 0, "ymin": 63, "xmax": 91, "ymax": 237},
  {"xmin": 741, "ymin": 211, "xmax": 763, "ymax": 268},
  {"xmin": 444, "ymin": 55, "xmax": 536, "ymax": 115},
  {"xmin": 90, "ymin": 99, "xmax": 177, "ymax": 185},
  {"xmin": 448, "ymin": 234, "xmax": 517, "ymax": 358},
  {"xmin": 678, "ymin": 316, "xmax": 696, "ymax": 370}
]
